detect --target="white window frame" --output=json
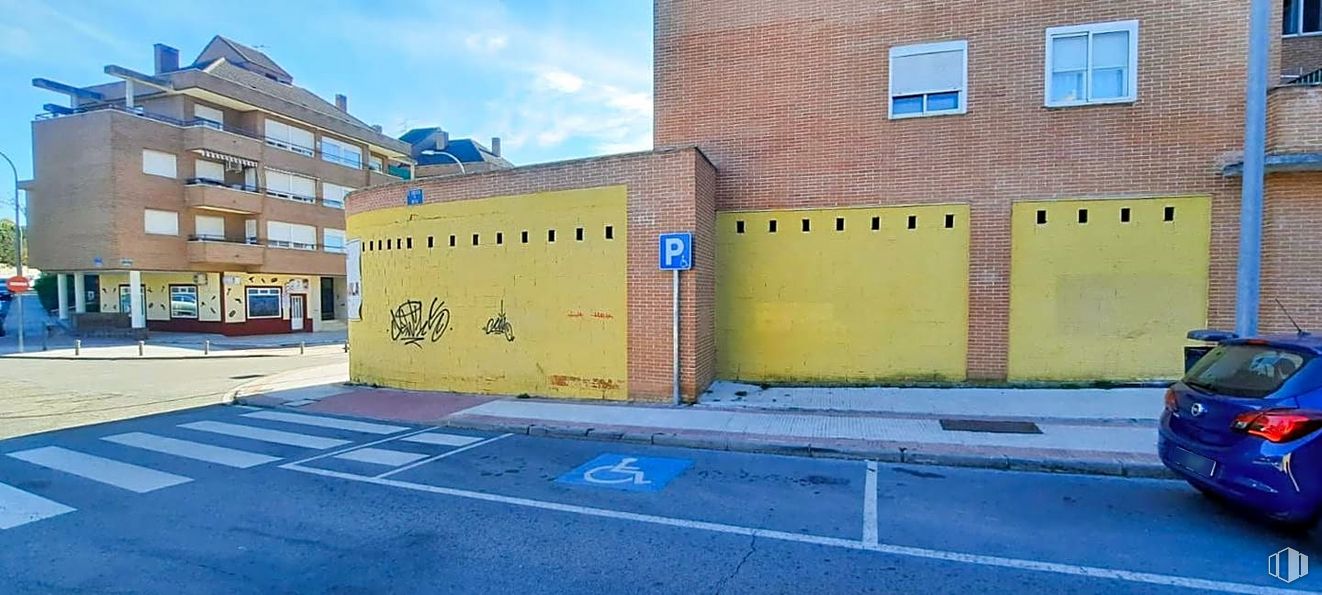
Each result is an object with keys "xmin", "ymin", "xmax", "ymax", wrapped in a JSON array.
[
  {"xmin": 141, "ymin": 149, "xmax": 177, "ymax": 178},
  {"xmin": 266, "ymin": 220, "xmax": 318, "ymax": 251},
  {"xmin": 1044, "ymin": 20, "xmax": 1139, "ymax": 108},
  {"xmin": 888, "ymin": 40, "xmax": 969, "ymax": 119},
  {"xmin": 169, "ymin": 285, "xmax": 198, "ymax": 319},
  {"xmin": 321, "ymin": 182, "xmax": 352, "ymax": 209},
  {"xmin": 264, "ymin": 119, "xmax": 315, "ymax": 157},
  {"xmin": 193, "ymin": 159, "xmax": 225, "ymax": 183},
  {"xmin": 246, "ymin": 287, "xmax": 283, "ymax": 319},
  {"xmin": 324, "ymin": 229, "xmax": 346, "ymax": 254},
  {"xmin": 264, "ymin": 168, "xmax": 318, "ymax": 204},
  {"xmin": 194, "ymin": 215, "xmax": 225, "ymax": 241},
  {"xmin": 320, "ymin": 136, "xmax": 363, "ymax": 169},
  {"xmin": 1285, "ymin": 0, "xmax": 1322, "ymax": 37},
  {"xmin": 143, "ymin": 209, "xmax": 179, "ymax": 236},
  {"xmin": 193, "ymin": 104, "xmax": 224, "ymax": 130}
]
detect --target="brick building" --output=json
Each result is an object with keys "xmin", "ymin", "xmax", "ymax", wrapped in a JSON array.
[
  {"xmin": 26, "ymin": 37, "xmax": 414, "ymax": 336},
  {"xmin": 348, "ymin": 1, "xmax": 1322, "ymax": 401}
]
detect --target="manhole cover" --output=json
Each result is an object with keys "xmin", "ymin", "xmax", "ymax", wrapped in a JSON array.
[{"xmin": 938, "ymin": 419, "xmax": 1042, "ymax": 434}]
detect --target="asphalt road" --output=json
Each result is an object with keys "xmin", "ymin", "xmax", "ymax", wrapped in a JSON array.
[{"xmin": 0, "ymin": 404, "xmax": 1316, "ymax": 594}]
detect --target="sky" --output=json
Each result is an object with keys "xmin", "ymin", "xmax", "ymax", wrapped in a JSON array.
[{"xmin": 0, "ymin": 0, "xmax": 654, "ymax": 214}]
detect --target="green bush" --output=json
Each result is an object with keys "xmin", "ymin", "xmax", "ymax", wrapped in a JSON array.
[{"xmin": 33, "ymin": 274, "xmax": 58, "ymax": 313}]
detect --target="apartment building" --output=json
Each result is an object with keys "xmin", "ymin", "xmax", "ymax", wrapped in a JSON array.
[
  {"xmin": 344, "ymin": 0, "xmax": 1322, "ymax": 401},
  {"xmin": 26, "ymin": 36, "xmax": 414, "ymax": 335},
  {"xmin": 401, "ymin": 127, "xmax": 513, "ymax": 178}
]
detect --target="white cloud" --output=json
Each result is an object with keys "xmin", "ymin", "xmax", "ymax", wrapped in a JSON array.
[
  {"xmin": 464, "ymin": 32, "xmax": 509, "ymax": 54},
  {"xmin": 536, "ymin": 69, "xmax": 585, "ymax": 94}
]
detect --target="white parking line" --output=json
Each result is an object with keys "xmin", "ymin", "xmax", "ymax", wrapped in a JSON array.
[
  {"xmin": 0, "ymin": 482, "xmax": 75, "ymax": 529},
  {"xmin": 103, "ymin": 432, "xmax": 279, "ymax": 468},
  {"xmin": 242, "ymin": 411, "xmax": 408, "ymax": 435},
  {"xmin": 334, "ymin": 448, "xmax": 428, "ymax": 467},
  {"xmin": 8, "ymin": 447, "xmax": 191, "ymax": 493},
  {"xmin": 401, "ymin": 432, "xmax": 483, "ymax": 447},
  {"xmin": 374, "ymin": 434, "xmax": 512, "ymax": 479},
  {"xmin": 284, "ymin": 464, "xmax": 1304, "ymax": 595},
  {"xmin": 863, "ymin": 461, "xmax": 878, "ymax": 546},
  {"xmin": 179, "ymin": 421, "xmax": 349, "ymax": 449}
]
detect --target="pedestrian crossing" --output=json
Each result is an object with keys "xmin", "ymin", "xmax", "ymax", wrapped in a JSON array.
[{"xmin": 0, "ymin": 408, "xmax": 495, "ymax": 531}]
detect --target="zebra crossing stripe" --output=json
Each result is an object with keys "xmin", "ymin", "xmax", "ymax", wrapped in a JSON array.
[
  {"xmin": 102, "ymin": 432, "xmax": 279, "ymax": 468},
  {"xmin": 0, "ymin": 482, "xmax": 75, "ymax": 529},
  {"xmin": 7, "ymin": 447, "xmax": 191, "ymax": 493},
  {"xmin": 241, "ymin": 410, "xmax": 408, "ymax": 435},
  {"xmin": 179, "ymin": 421, "xmax": 350, "ymax": 449}
]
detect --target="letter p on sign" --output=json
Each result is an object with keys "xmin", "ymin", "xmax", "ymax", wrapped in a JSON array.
[{"xmin": 658, "ymin": 233, "xmax": 693, "ymax": 271}]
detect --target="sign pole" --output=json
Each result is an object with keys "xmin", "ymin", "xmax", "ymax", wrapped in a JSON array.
[{"xmin": 672, "ymin": 268, "xmax": 680, "ymax": 406}]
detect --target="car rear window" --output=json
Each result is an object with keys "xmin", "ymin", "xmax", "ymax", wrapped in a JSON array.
[{"xmin": 1184, "ymin": 344, "xmax": 1310, "ymax": 398}]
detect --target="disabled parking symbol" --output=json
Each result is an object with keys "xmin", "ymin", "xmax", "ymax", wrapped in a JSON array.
[{"xmin": 556, "ymin": 453, "xmax": 692, "ymax": 493}]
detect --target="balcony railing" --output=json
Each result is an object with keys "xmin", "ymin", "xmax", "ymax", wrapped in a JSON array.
[
  {"xmin": 321, "ymin": 151, "xmax": 363, "ymax": 169},
  {"xmin": 184, "ymin": 177, "xmax": 261, "ymax": 193},
  {"xmin": 36, "ymin": 102, "xmax": 266, "ymax": 140},
  {"xmin": 267, "ymin": 240, "xmax": 319, "ymax": 251},
  {"xmin": 1287, "ymin": 67, "xmax": 1322, "ymax": 86},
  {"xmin": 188, "ymin": 235, "xmax": 261, "ymax": 245}
]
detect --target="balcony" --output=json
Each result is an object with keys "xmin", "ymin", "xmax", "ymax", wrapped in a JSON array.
[
  {"xmin": 183, "ymin": 123, "xmax": 263, "ymax": 162},
  {"xmin": 184, "ymin": 179, "xmax": 264, "ymax": 214},
  {"xmin": 1222, "ymin": 73, "xmax": 1322, "ymax": 175},
  {"xmin": 187, "ymin": 237, "xmax": 264, "ymax": 267}
]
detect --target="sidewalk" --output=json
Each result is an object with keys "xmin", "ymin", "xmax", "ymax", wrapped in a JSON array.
[{"xmin": 233, "ymin": 369, "xmax": 1172, "ymax": 479}]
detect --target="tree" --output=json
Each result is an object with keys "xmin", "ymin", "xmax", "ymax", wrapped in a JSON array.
[{"xmin": 0, "ymin": 218, "xmax": 24, "ymax": 267}]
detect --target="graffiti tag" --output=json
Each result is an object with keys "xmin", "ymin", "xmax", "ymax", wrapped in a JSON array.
[
  {"xmin": 390, "ymin": 298, "xmax": 451, "ymax": 347},
  {"xmin": 482, "ymin": 300, "xmax": 516, "ymax": 342}
]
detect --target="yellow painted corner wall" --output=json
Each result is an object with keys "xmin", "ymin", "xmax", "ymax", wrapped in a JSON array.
[
  {"xmin": 96, "ymin": 272, "xmax": 222, "ymax": 322},
  {"xmin": 717, "ymin": 204, "xmax": 970, "ymax": 383},
  {"xmin": 348, "ymin": 185, "xmax": 628, "ymax": 399},
  {"xmin": 1008, "ymin": 197, "xmax": 1211, "ymax": 381}
]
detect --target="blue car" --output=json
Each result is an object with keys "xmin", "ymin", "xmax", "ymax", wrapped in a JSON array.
[{"xmin": 1159, "ymin": 333, "xmax": 1322, "ymax": 528}]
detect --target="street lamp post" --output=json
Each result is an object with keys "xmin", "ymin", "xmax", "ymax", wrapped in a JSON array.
[
  {"xmin": 0, "ymin": 150, "xmax": 23, "ymax": 353},
  {"xmin": 1235, "ymin": 0, "xmax": 1271, "ymax": 337},
  {"xmin": 431, "ymin": 151, "xmax": 466, "ymax": 174}
]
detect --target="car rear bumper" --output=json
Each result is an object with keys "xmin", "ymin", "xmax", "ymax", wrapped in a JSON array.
[{"xmin": 1158, "ymin": 419, "xmax": 1319, "ymax": 523}]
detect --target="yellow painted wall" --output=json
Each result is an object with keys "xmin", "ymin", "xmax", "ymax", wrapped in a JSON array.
[
  {"xmin": 717, "ymin": 204, "xmax": 970, "ymax": 383},
  {"xmin": 221, "ymin": 272, "xmax": 320, "ymax": 325},
  {"xmin": 97, "ymin": 272, "xmax": 222, "ymax": 321},
  {"xmin": 1008, "ymin": 197, "xmax": 1211, "ymax": 381},
  {"xmin": 348, "ymin": 185, "xmax": 628, "ymax": 399}
]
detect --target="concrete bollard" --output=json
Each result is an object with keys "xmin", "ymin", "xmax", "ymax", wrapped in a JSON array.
[
  {"xmin": 138, "ymin": 340, "xmax": 144, "ymax": 357},
  {"xmin": 299, "ymin": 341, "xmax": 306, "ymax": 355},
  {"xmin": 74, "ymin": 339, "xmax": 81, "ymax": 356},
  {"xmin": 204, "ymin": 340, "xmax": 210, "ymax": 355}
]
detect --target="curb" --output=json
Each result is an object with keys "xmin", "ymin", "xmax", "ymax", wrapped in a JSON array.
[
  {"xmin": 440, "ymin": 416, "xmax": 1176, "ymax": 480},
  {"xmin": 2, "ymin": 353, "xmax": 286, "ymax": 361}
]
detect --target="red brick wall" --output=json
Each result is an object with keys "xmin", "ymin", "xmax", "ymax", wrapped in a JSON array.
[
  {"xmin": 1260, "ymin": 173, "xmax": 1322, "ymax": 333},
  {"xmin": 1268, "ymin": 85, "xmax": 1322, "ymax": 152},
  {"xmin": 1282, "ymin": 35, "xmax": 1322, "ymax": 78},
  {"xmin": 349, "ymin": 147, "xmax": 717, "ymax": 401},
  {"xmin": 656, "ymin": 0, "xmax": 1263, "ymax": 379}
]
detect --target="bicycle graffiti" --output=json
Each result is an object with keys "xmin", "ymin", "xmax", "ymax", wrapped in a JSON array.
[
  {"xmin": 482, "ymin": 300, "xmax": 516, "ymax": 342},
  {"xmin": 390, "ymin": 298, "xmax": 451, "ymax": 347}
]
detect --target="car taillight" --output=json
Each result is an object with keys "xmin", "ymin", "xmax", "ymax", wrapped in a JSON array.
[
  {"xmin": 1231, "ymin": 410, "xmax": 1322, "ymax": 443},
  {"xmin": 1164, "ymin": 388, "xmax": 1178, "ymax": 412}
]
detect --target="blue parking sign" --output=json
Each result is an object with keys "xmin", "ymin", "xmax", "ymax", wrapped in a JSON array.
[
  {"xmin": 406, "ymin": 188, "xmax": 423, "ymax": 206},
  {"xmin": 659, "ymin": 232, "xmax": 693, "ymax": 270},
  {"xmin": 555, "ymin": 453, "xmax": 693, "ymax": 493}
]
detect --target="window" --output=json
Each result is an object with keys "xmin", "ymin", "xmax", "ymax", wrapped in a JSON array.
[
  {"xmin": 144, "ymin": 209, "xmax": 178, "ymax": 235},
  {"xmin": 142, "ymin": 149, "xmax": 177, "ymax": 178},
  {"xmin": 194, "ymin": 159, "xmax": 225, "ymax": 183},
  {"xmin": 1045, "ymin": 20, "xmax": 1138, "ymax": 107},
  {"xmin": 322, "ymin": 182, "xmax": 353, "ymax": 209},
  {"xmin": 194, "ymin": 215, "xmax": 225, "ymax": 240},
  {"xmin": 1285, "ymin": 0, "xmax": 1322, "ymax": 35},
  {"xmin": 169, "ymin": 285, "xmax": 198, "ymax": 319},
  {"xmin": 246, "ymin": 287, "xmax": 282, "ymax": 319},
  {"xmin": 193, "ymin": 104, "xmax": 224, "ymax": 129},
  {"xmin": 324, "ymin": 229, "xmax": 346, "ymax": 253},
  {"xmin": 889, "ymin": 40, "xmax": 968, "ymax": 118},
  {"xmin": 265, "ymin": 169, "xmax": 317, "ymax": 203},
  {"xmin": 267, "ymin": 220, "xmax": 317, "ymax": 250},
  {"xmin": 264, "ymin": 119, "xmax": 314, "ymax": 156},
  {"xmin": 370, "ymin": 156, "xmax": 384, "ymax": 172},
  {"xmin": 321, "ymin": 137, "xmax": 363, "ymax": 169},
  {"xmin": 1185, "ymin": 344, "xmax": 1309, "ymax": 398}
]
